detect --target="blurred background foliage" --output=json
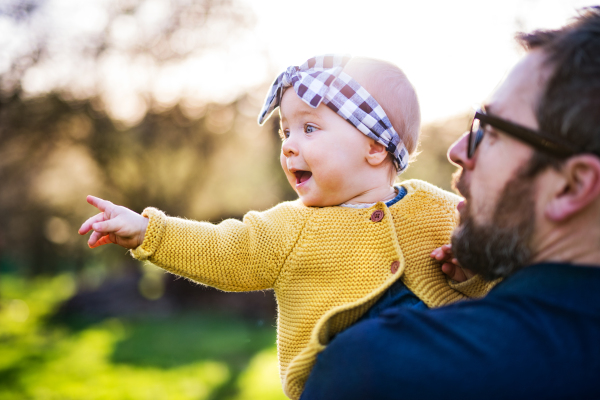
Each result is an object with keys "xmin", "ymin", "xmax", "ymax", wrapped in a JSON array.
[{"xmin": 0, "ymin": 0, "xmax": 465, "ymax": 398}]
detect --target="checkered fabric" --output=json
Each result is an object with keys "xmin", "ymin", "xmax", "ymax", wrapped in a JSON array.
[{"xmin": 258, "ymin": 54, "xmax": 409, "ymax": 173}]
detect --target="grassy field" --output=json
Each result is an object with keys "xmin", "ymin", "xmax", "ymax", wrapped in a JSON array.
[{"xmin": 0, "ymin": 274, "xmax": 287, "ymax": 400}]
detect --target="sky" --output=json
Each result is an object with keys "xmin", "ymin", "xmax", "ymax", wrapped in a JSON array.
[
  {"xmin": 245, "ymin": 0, "xmax": 598, "ymax": 123},
  {"xmin": 3, "ymin": 0, "xmax": 598, "ymax": 124}
]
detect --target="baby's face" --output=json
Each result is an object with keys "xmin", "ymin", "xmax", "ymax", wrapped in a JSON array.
[{"xmin": 279, "ymin": 89, "xmax": 373, "ymax": 207}]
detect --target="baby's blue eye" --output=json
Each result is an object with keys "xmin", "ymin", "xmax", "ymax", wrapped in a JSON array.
[
  {"xmin": 279, "ymin": 129, "xmax": 290, "ymax": 140},
  {"xmin": 305, "ymin": 125, "xmax": 317, "ymax": 133}
]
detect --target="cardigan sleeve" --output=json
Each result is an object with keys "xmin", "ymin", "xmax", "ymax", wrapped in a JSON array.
[
  {"xmin": 130, "ymin": 201, "xmax": 309, "ymax": 292},
  {"xmin": 397, "ymin": 180, "xmax": 497, "ymax": 305},
  {"xmin": 448, "ymin": 275, "xmax": 500, "ymax": 298}
]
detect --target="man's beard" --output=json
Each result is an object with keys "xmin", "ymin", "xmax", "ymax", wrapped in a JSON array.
[{"xmin": 451, "ymin": 163, "xmax": 538, "ymax": 281}]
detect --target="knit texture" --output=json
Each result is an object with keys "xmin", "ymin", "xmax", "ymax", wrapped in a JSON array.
[{"xmin": 131, "ymin": 179, "xmax": 495, "ymax": 399}]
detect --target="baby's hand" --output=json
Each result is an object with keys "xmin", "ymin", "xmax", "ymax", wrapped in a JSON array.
[
  {"xmin": 78, "ymin": 195, "xmax": 149, "ymax": 249},
  {"xmin": 430, "ymin": 244, "xmax": 474, "ymax": 283}
]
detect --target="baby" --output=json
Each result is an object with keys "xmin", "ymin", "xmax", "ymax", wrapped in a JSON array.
[{"xmin": 79, "ymin": 55, "xmax": 491, "ymax": 399}]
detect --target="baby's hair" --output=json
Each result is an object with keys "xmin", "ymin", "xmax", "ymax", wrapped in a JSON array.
[{"xmin": 342, "ymin": 57, "xmax": 421, "ymax": 156}]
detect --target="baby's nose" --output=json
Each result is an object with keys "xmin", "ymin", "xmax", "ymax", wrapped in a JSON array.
[{"xmin": 281, "ymin": 137, "xmax": 299, "ymax": 157}]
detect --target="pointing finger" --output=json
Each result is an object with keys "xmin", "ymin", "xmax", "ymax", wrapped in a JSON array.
[{"xmin": 86, "ymin": 195, "xmax": 114, "ymax": 213}]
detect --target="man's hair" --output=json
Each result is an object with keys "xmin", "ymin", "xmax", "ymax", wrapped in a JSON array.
[
  {"xmin": 342, "ymin": 57, "xmax": 421, "ymax": 156},
  {"xmin": 517, "ymin": 6, "xmax": 600, "ymax": 170}
]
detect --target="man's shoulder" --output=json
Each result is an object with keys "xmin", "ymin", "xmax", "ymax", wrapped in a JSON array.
[
  {"xmin": 377, "ymin": 264, "xmax": 600, "ymax": 358},
  {"xmin": 302, "ymin": 264, "xmax": 600, "ymax": 400}
]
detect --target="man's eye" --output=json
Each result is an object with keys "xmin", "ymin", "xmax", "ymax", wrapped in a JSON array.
[
  {"xmin": 278, "ymin": 129, "xmax": 290, "ymax": 140},
  {"xmin": 484, "ymin": 125, "xmax": 498, "ymax": 139},
  {"xmin": 305, "ymin": 125, "xmax": 317, "ymax": 133}
]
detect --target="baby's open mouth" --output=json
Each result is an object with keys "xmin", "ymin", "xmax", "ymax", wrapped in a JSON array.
[{"xmin": 294, "ymin": 170, "xmax": 312, "ymax": 185}]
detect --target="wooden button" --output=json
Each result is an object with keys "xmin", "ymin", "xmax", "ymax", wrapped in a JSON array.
[
  {"xmin": 390, "ymin": 261, "xmax": 400, "ymax": 274},
  {"xmin": 371, "ymin": 210, "xmax": 384, "ymax": 222}
]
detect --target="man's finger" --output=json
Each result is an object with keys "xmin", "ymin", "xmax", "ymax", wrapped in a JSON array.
[
  {"xmin": 86, "ymin": 195, "xmax": 113, "ymax": 213},
  {"xmin": 78, "ymin": 212, "xmax": 105, "ymax": 235}
]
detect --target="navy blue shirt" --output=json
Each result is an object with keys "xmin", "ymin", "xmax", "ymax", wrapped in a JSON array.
[{"xmin": 301, "ymin": 263, "xmax": 600, "ymax": 400}]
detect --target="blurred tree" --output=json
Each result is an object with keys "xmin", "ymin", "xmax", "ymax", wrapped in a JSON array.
[
  {"xmin": 401, "ymin": 113, "xmax": 470, "ymax": 191},
  {"xmin": 0, "ymin": 92, "xmax": 292, "ymax": 276},
  {"xmin": 0, "ymin": 0, "xmax": 465, "ymax": 280},
  {"xmin": 0, "ymin": 0, "xmax": 296, "ymax": 276}
]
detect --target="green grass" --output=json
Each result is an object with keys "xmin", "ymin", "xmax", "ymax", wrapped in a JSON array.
[
  {"xmin": 112, "ymin": 314, "xmax": 276, "ymax": 369},
  {"xmin": 0, "ymin": 274, "xmax": 287, "ymax": 400}
]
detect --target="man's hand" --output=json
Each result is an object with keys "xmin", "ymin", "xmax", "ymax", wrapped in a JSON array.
[
  {"xmin": 78, "ymin": 195, "xmax": 149, "ymax": 249},
  {"xmin": 430, "ymin": 244, "xmax": 474, "ymax": 283}
]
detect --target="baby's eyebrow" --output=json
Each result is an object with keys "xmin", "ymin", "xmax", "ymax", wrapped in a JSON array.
[{"xmin": 281, "ymin": 109, "xmax": 322, "ymax": 124}]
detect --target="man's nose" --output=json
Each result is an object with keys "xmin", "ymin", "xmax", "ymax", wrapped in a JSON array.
[{"xmin": 447, "ymin": 132, "xmax": 475, "ymax": 170}]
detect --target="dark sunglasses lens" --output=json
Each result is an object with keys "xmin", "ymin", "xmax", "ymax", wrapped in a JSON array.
[{"xmin": 469, "ymin": 117, "xmax": 484, "ymax": 157}]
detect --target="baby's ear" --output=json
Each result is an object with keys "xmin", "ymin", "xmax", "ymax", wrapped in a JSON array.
[{"xmin": 366, "ymin": 140, "xmax": 388, "ymax": 166}]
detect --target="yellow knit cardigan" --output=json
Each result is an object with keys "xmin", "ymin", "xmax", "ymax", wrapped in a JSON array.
[{"xmin": 131, "ymin": 179, "xmax": 493, "ymax": 399}]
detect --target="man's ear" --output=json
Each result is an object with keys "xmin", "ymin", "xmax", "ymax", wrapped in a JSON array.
[
  {"xmin": 366, "ymin": 140, "xmax": 388, "ymax": 166},
  {"xmin": 545, "ymin": 155, "xmax": 600, "ymax": 222}
]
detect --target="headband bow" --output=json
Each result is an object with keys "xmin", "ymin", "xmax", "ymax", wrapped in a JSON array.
[{"xmin": 258, "ymin": 54, "xmax": 409, "ymax": 173}]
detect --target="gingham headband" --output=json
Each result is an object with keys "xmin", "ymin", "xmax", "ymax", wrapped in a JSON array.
[{"xmin": 258, "ymin": 54, "xmax": 409, "ymax": 173}]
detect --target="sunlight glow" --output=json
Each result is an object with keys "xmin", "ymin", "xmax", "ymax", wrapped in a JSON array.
[
  {"xmin": 245, "ymin": 0, "xmax": 598, "ymax": 123},
  {"xmin": 12, "ymin": 0, "xmax": 600, "ymax": 125}
]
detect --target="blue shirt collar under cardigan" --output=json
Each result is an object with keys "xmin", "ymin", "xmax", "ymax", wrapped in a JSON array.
[{"xmin": 339, "ymin": 186, "xmax": 407, "ymax": 209}]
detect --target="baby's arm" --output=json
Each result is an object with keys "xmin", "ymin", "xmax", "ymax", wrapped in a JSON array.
[
  {"xmin": 430, "ymin": 244, "xmax": 473, "ymax": 283},
  {"xmin": 78, "ymin": 195, "xmax": 149, "ymax": 249},
  {"xmin": 80, "ymin": 195, "xmax": 307, "ymax": 292}
]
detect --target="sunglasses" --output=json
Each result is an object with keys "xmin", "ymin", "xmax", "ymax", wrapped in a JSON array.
[{"xmin": 468, "ymin": 108, "xmax": 578, "ymax": 159}]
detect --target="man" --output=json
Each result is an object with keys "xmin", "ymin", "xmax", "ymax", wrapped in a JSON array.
[{"xmin": 301, "ymin": 7, "xmax": 600, "ymax": 400}]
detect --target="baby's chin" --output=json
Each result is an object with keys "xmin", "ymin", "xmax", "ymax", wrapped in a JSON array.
[{"xmin": 297, "ymin": 194, "xmax": 341, "ymax": 208}]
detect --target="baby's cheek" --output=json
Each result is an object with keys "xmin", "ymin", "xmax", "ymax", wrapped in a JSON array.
[
  {"xmin": 279, "ymin": 153, "xmax": 296, "ymax": 189},
  {"xmin": 279, "ymin": 151, "xmax": 286, "ymax": 171},
  {"xmin": 321, "ymin": 158, "xmax": 349, "ymax": 183}
]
